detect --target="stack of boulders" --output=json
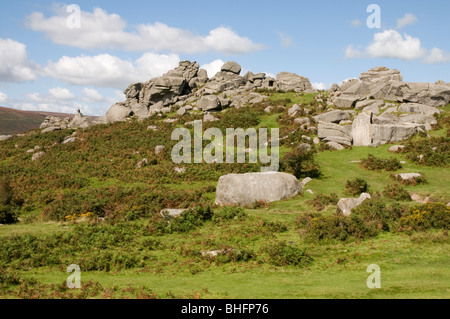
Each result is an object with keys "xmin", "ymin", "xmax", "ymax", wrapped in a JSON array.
[
  {"xmin": 39, "ymin": 115, "xmax": 72, "ymax": 133},
  {"xmin": 316, "ymin": 66, "xmax": 449, "ymax": 149}
]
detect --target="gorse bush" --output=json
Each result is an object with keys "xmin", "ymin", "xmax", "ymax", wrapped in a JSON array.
[
  {"xmin": 345, "ymin": 178, "xmax": 370, "ymax": 196},
  {"xmin": 263, "ymin": 241, "xmax": 313, "ymax": 267},
  {"xmin": 158, "ymin": 207, "xmax": 214, "ymax": 234},
  {"xmin": 360, "ymin": 154, "xmax": 402, "ymax": 171},
  {"xmin": 400, "ymin": 203, "xmax": 450, "ymax": 231},
  {"xmin": 212, "ymin": 206, "xmax": 247, "ymax": 224},
  {"xmin": 390, "ymin": 174, "xmax": 427, "ymax": 186},
  {"xmin": 382, "ymin": 184, "xmax": 412, "ymax": 201},
  {"xmin": 298, "ymin": 200, "xmax": 408, "ymax": 242},
  {"xmin": 308, "ymin": 193, "xmax": 339, "ymax": 211},
  {"xmin": 280, "ymin": 148, "xmax": 321, "ymax": 179}
]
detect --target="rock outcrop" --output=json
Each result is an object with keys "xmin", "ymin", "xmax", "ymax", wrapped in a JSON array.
[{"xmin": 337, "ymin": 193, "xmax": 371, "ymax": 216}]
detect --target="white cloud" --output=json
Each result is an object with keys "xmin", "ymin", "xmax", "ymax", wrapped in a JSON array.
[
  {"xmin": 312, "ymin": 83, "xmax": 330, "ymax": 90},
  {"xmin": 49, "ymin": 87, "xmax": 74, "ymax": 100},
  {"xmin": 345, "ymin": 45, "xmax": 362, "ymax": 59},
  {"xmin": 44, "ymin": 52, "xmax": 180, "ymax": 89},
  {"xmin": 423, "ymin": 47, "xmax": 450, "ymax": 64},
  {"xmin": 396, "ymin": 13, "xmax": 418, "ymax": 29},
  {"xmin": 0, "ymin": 91, "xmax": 8, "ymax": 103},
  {"xmin": 279, "ymin": 33, "xmax": 293, "ymax": 48},
  {"xmin": 0, "ymin": 38, "xmax": 38, "ymax": 82},
  {"xmin": 82, "ymin": 88, "xmax": 104, "ymax": 103},
  {"xmin": 366, "ymin": 29, "xmax": 426, "ymax": 60},
  {"xmin": 200, "ymin": 59, "xmax": 224, "ymax": 78},
  {"xmin": 26, "ymin": 6, "xmax": 263, "ymax": 55},
  {"xmin": 351, "ymin": 19, "xmax": 362, "ymax": 27}
]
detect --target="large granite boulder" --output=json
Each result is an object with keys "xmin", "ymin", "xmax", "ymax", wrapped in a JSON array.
[
  {"xmin": 352, "ymin": 112, "xmax": 373, "ymax": 146},
  {"xmin": 276, "ymin": 72, "xmax": 312, "ymax": 92},
  {"xmin": 318, "ymin": 122, "xmax": 352, "ymax": 144},
  {"xmin": 215, "ymin": 172, "xmax": 302, "ymax": 206},
  {"xmin": 106, "ymin": 103, "xmax": 133, "ymax": 123},
  {"xmin": 313, "ymin": 110, "xmax": 353, "ymax": 123},
  {"xmin": 221, "ymin": 61, "xmax": 242, "ymax": 75},
  {"xmin": 372, "ymin": 123, "xmax": 425, "ymax": 144}
]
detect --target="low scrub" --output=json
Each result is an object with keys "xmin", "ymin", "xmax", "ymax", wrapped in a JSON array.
[
  {"xmin": 390, "ymin": 174, "xmax": 427, "ymax": 186},
  {"xmin": 263, "ymin": 241, "xmax": 313, "ymax": 267},
  {"xmin": 345, "ymin": 178, "xmax": 370, "ymax": 196},
  {"xmin": 360, "ymin": 154, "xmax": 402, "ymax": 171},
  {"xmin": 399, "ymin": 203, "xmax": 450, "ymax": 231},
  {"xmin": 382, "ymin": 184, "xmax": 412, "ymax": 201},
  {"xmin": 308, "ymin": 193, "xmax": 339, "ymax": 211},
  {"xmin": 280, "ymin": 148, "xmax": 321, "ymax": 179},
  {"xmin": 402, "ymin": 136, "xmax": 450, "ymax": 167}
]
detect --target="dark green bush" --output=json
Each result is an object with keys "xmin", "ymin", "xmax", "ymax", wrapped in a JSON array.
[
  {"xmin": 163, "ymin": 207, "xmax": 214, "ymax": 234},
  {"xmin": 382, "ymin": 184, "xmax": 412, "ymax": 201},
  {"xmin": 308, "ymin": 193, "xmax": 339, "ymax": 211},
  {"xmin": 345, "ymin": 178, "xmax": 370, "ymax": 196},
  {"xmin": 280, "ymin": 148, "xmax": 321, "ymax": 178},
  {"xmin": 0, "ymin": 176, "xmax": 19, "ymax": 224},
  {"xmin": 212, "ymin": 206, "xmax": 247, "ymax": 224},
  {"xmin": 263, "ymin": 241, "xmax": 313, "ymax": 267},
  {"xmin": 360, "ymin": 154, "xmax": 402, "ymax": 171}
]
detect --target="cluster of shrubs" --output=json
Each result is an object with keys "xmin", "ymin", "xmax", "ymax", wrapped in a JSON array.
[
  {"xmin": 308, "ymin": 193, "xmax": 339, "ymax": 211},
  {"xmin": 402, "ymin": 136, "xmax": 450, "ymax": 167},
  {"xmin": 360, "ymin": 154, "xmax": 402, "ymax": 171},
  {"xmin": 262, "ymin": 241, "xmax": 313, "ymax": 267},
  {"xmin": 390, "ymin": 174, "xmax": 427, "ymax": 186},
  {"xmin": 297, "ymin": 200, "xmax": 449, "ymax": 242},
  {"xmin": 0, "ymin": 176, "xmax": 20, "ymax": 224},
  {"xmin": 382, "ymin": 184, "xmax": 412, "ymax": 201}
]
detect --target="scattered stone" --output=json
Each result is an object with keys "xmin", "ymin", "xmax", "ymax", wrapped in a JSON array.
[
  {"xmin": 301, "ymin": 177, "xmax": 312, "ymax": 186},
  {"xmin": 215, "ymin": 172, "xmax": 302, "ymax": 206},
  {"xmin": 155, "ymin": 145, "xmax": 165, "ymax": 156},
  {"xmin": 203, "ymin": 113, "xmax": 219, "ymax": 122},
  {"xmin": 160, "ymin": 209, "xmax": 187, "ymax": 219},
  {"xmin": 388, "ymin": 145, "xmax": 405, "ymax": 153},
  {"xmin": 147, "ymin": 125, "xmax": 158, "ymax": 131},
  {"xmin": 136, "ymin": 158, "xmax": 148, "ymax": 169},
  {"xmin": 0, "ymin": 135, "xmax": 13, "ymax": 141},
  {"xmin": 174, "ymin": 167, "xmax": 186, "ymax": 174},
  {"xmin": 41, "ymin": 126, "xmax": 61, "ymax": 133},
  {"xmin": 337, "ymin": 193, "xmax": 371, "ymax": 216},
  {"xmin": 395, "ymin": 173, "xmax": 422, "ymax": 181},
  {"xmin": 62, "ymin": 137, "xmax": 79, "ymax": 144},
  {"xmin": 32, "ymin": 152, "xmax": 45, "ymax": 161},
  {"xmin": 326, "ymin": 142, "xmax": 345, "ymax": 150},
  {"xmin": 177, "ymin": 107, "xmax": 187, "ymax": 116},
  {"xmin": 306, "ymin": 189, "xmax": 314, "ymax": 195},
  {"xmin": 197, "ymin": 95, "xmax": 221, "ymax": 111}
]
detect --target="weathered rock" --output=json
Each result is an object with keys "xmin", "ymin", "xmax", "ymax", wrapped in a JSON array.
[
  {"xmin": 155, "ymin": 145, "xmax": 165, "ymax": 156},
  {"xmin": 388, "ymin": 145, "xmax": 405, "ymax": 153},
  {"xmin": 313, "ymin": 110, "xmax": 352, "ymax": 123},
  {"xmin": 326, "ymin": 142, "xmax": 345, "ymax": 150},
  {"xmin": 334, "ymin": 96, "xmax": 359, "ymax": 109},
  {"xmin": 197, "ymin": 95, "xmax": 221, "ymax": 111},
  {"xmin": 372, "ymin": 123, "xmax": 425, "ymax": 144},
  {"xmin": 318, "ymin": 122, "xmax": 352, "ymax": 142},
  {"xmin": 203, "ymin": 113, "xmax": 219, "ymax": 122},
  {"xmin": 301, "ymin": 177, "xmax": 312, "ymax": 186},
  {"xmin": 136, "ymin": 158, "xmax": 148, "ymax": 169},
  {"xmin": 41, "ymin": 126, "xmax": 61, "ymax": 133},
  {"xmin": 355, "ymin": 99, "xmax": 384, "ymax": 110},
  {"xmin": 0, "ymin": 135, "xmax": 13, "ymax": 141},
  {"xmin": 352, "ymin": 112, "xmax": 373, "ymax": 146},
  {"xmin": 32, "ymin": 151, "xmax": 45, "ymax": 161},
  {"xmin": 221, "ymin": 61, "xmax": 242, "ymax": 75},
  {"xmin": 398, "ymin": 103, "xmax": 441, "ymax": 116},
  {"xmin": 337, "ymin": 193, "xmax": 371, "ymax": 216},
  {"xmin": 395, "ymin": 173, "xmax": 422, "ymax": 181},
  {"xmin": 177, "ymin": 107, "xmax": 187, "ymax": 116},
  {"xmin": 215, "ymin": 172, "xmax": 302, "ymax": 206},
  {"xmin": 160, "ymin": 209, "xmax": 187, "ymax": 219},
  {"xmin": 106, "ymin": 103, "xmax": 132, "ymax": 123},
  {"xmin": 276, "ymin": 72, "xmax": 312, "ymax": 92},
  {"xmin": 288, "ymin": 104, "xmax": 301, "ymax": 117}
]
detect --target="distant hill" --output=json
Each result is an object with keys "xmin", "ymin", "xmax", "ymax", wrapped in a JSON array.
[{"xmin": 0, "ymin": 106, "xmax": 74, "ymax": 135}]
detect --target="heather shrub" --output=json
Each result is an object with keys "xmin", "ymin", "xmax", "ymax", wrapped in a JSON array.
[{"xmin": 345, "ymin": 178, "xmax": 370, "ymax": 196}]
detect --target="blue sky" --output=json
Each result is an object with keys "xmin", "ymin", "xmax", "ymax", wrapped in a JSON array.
[{"xmin": 0, "ymin": 0, "xmax": 449, "ymax": 115}]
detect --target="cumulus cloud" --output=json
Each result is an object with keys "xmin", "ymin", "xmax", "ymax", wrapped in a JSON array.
[
  {"xmin": 0, "ymin": 91, "xmax": 8, "ymax": 103},
  {"xmin": 0, "ymin": 38, "xmax": 39, "ymax": 82},
  {"xmin": 44, "ymin": 52, "xmax": 180, "ymax": 89},
  {"xmin": 312, "ymin": 83, "xmax": 330, "ymax": 90},
  {"xmin": 49, "ymin": 87, "xmax": 75, "ymax": 100},
  {"xmin": 279, "ymin": 33, "xmax": 293, "ymax": 48},
  {"xmin": 26, "ymin": 6, "xmax": 263, "ymax": 55},
  {"xmin": 24, "ymin": 87, "xmax": 92, "ymax": 114},
  {"xmin": 200, "ymin": 59, "xmax": 224, "ymax": 78},
  {"xmin": 423, "ymin": 47, "xmax": 450, "ymax": 64},
  {"xmin": 345, "ymin": 45, "xmax": 362, "ymax": 59},
  {"xmin": 366, "ymin": 29, "xmax": 426, "ymax": 60},
  {"xmin": 396, "ymin": 13, "xmax": 418, "ymax": 29}
]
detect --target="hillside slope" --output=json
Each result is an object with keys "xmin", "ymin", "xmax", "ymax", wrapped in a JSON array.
[{"xmin": 0, "ymin": 106, "xmax": 74, "ymax": 135}]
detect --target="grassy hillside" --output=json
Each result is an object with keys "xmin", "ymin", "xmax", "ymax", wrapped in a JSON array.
[
  {"xmin": 0, "ymin": 106, "xmax": 74, "ymax": 135},
  {"xmin": 0, "ymin": 93, "xmax": 449, "ymax": 299}
]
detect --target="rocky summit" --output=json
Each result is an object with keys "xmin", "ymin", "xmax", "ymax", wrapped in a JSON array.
[{"xmin": 30, "ymin": 62, "xmax": 449, "ymax": 152}]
